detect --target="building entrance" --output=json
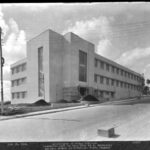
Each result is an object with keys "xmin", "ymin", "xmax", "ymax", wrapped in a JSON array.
[{"xmin": 79, "ymin": 87, "xmax": 88, "ymax": 96}]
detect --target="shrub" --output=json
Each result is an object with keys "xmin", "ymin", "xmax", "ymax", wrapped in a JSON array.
[
  {"xmin": 4, "ymin": 101, "xmax": 11, "ymax": 105},
  {"xmin": 82, "ymin": 95, "xmax": 99, "ymax": 101},
  {"xmin": 33, "ymin": 99, "xmax": 50, "ymax": 106},
  {"xmin": 3, "ymin": 107, "xmax": 26, "ymax": 116}
]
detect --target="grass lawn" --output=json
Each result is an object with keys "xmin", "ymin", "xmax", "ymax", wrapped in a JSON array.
[{"xmin": 0, "ymin": 102, "xmax": 84, "ymax": 116}]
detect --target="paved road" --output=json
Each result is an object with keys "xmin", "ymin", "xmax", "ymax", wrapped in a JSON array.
[{"xmin": 1, "ymin": 100, "xmax": 150, "ymax": 141}]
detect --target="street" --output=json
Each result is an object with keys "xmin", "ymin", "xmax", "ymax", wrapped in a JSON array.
[{"xmin": 0, "ymin": 100, "xmax": 150, "ymax": 141}]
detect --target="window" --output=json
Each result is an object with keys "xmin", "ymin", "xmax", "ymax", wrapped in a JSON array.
[
  {"xmin": 16, "ymin": 79, "xmax": 19, "ymax": 86},
  {"xmin": 12, "ymin": 93, "xmax": 15, "ymax": 99},
  {"xmin": 22, "ymin": 63, "xmax": 26, "ymax": 71},
  {"xmin": 94, "ymin": 90, "xmax": 98, "ymax": 96},
  {"xmin": 106, "ymin": 78, "xmax": 109, "ymax": 85},
  {"xmin": 111, "ymin": 79, "xmax": 114, "ymax": 86},
  {"xmin": 124, "ymin": 83, "xmax": 126, "ymax": 88},
  {"xmin": 111, "ymin": 92, "xmax": 114, "ymax": 98},
  {"xmin": 38, "ymin": 47, "xmax": 44, "ymax": 97},
  {"xmin": 17, "ymin": 92, "xmax": 20, "ymax": 99},
  {"xmin": 79, "ymin": 50, "xmax": 87, "ymax": 82},
  {"xmin": 122, "ymin": 82, "xmax": 124, "ymax": 88},
  {"xmin": 116, "ymin": 68, "xmax": 119, "ymax": 74},
  {"xmin": 21, "ymin": 78, "xmax": 26, "ymax": 84},
  {"xmin": 128, "ymin": 73, "xmax": 130, "ymax": 78},
  {"xmin": 94, "ymin": 74, "xmax": 97, "ymax": 83},
  {"xmin": 116, "ymin": 80, "xmax": 119, "ymax": 87},
  {"xmin": 121, "ymin": 70, "xmax": 123, "ymax": 76},
  {"xmin": 16, "ymin": 66, "xmax": 19, "ymax": 73},
  {"xmin": 120, "ymin": 82, "xmax": 123, "ymax": 88},
  {"xmin": 134, "ymin": 75, "xmax": 136, "ymax": 80},
  {"xmin": 128, "ymin": 84, "xmax": 130, "ymax": 89},
  {"xmin": 95, "ymin": 58, "xmax": 98, "ymax": 67},
  {"xmin": 106, "ymin": 64, "xmax": 109, "ymax": 71},
  {"xmin": 22, "ymin": 92, "xmax": 25, "ymax": 98},
  {"xmin": 100, "ymin": 91, "xmax": 104, "ymax": 98},
  {"xmin": 11, "ymin": 63, "xmax": 26, "ymax": 75},
  {"xmin": 124, "ymin": 72, "xmax": 126, "ymax": 77},
  {"xmin": 11, "ymin": 81, "xmax": 14, "ymax": 87},
  {"xmin": 111, "ymin": 66, "xmax": 115, "ymax": 73},
  {"xmin": 11, "ymin": 68, "xmax": 15, "ymax": 75},
  {"xmin": 106, "ymin": 91, "xmax": 109, "ymax": 95},
  {"xmin": 100, "ymin": 76, "xmax": 104, "ymax": 84},
  {"xmin": 100, "ymin": 61, "xmax": 104, "ymax": 69},
  {"xmin": 22, "ymin": 92, "xmax": 27, "ymax": 99}
]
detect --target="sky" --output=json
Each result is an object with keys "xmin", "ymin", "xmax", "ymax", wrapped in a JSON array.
[{"xmin": 0, "ymin": 2, "xmax": 150, "ymax": 101}]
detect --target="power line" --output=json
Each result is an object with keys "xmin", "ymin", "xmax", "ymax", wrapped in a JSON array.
[
  {"xmin": 111, "ymin": 19, "xmax": 150, "ymax": 27},
  {"xmin": 89, "ymin": 19, "xmax": 150, "ymax": 38},
  {"xmin": 108, "ymin": 29, "xmax": 150, "ymax": 39},
  {"xmin": 89, "ymin": 27, "xmax": 150, "ymax": 39}
]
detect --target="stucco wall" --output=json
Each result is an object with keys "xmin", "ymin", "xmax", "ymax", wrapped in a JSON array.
[
  {"xmin": 27, "ymin": 30, "xmax": 50, "ymax": 103},
  {"xmin": 49, "ymin": 30, "xmax": 64, "ymax": 102},
  {"xmin": 63, "ymin": 32, "xmax": 95, "ymax": 88}
]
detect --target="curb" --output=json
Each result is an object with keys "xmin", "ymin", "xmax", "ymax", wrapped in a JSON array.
[{"xmin": 1, "ymin": 97, "xmax": 148, "ymax": 121}]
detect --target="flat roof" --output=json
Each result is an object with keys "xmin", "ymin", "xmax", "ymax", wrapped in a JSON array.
[
  {"xmin": 95, "ymin": 53, "xmax": 142, "ymax": 77},
  {"xmin": 11, "ymin": 58, "xmax": 27, "ymax": 68}
]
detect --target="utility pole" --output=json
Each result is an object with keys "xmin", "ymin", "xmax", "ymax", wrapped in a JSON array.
[{"xmin": 0, "ymin": 27, "xmax": 4, "ymax": 115}]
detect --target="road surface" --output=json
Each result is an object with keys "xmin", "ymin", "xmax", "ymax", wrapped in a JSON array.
[{"xmin": 0, "ymin": 100, "xmax": 150, "ymax": 141}]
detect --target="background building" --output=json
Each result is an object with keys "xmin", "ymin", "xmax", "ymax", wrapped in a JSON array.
[{"xmin": 10, "ymin": 29, "xmax": 144, "ymax": 104}]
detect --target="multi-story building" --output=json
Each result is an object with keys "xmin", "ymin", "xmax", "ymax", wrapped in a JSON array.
[
  {"xmin": 11, "ymin": 58, "xmax": 27, "ymax": 103},
  {"xmin": 10, "ymin": 29, "xmax": 144, "ymax": 104}
]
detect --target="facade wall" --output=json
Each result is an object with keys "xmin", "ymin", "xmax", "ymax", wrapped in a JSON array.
[
  {"xmin": 63, "ymin": 33, "xmax": 95, "ymax": 100},
  {"xmin": 63, "ymin": 32, "xmax": 95, "ymax": 88},
  {"xmin": 11, "ymin": 59, "xmax": 27, "ymax": 104},
  {"xmin": 27, "ymin": 30, "xmax": 50, "ymax": 103},
  {"xmin": 94, "ymin": 54, "xmax": 142, "ymax": 100},
  {"xmin": 27, "ymin": 29, "xmax": 65, "ymax": 103},
  {"xmin": 10, "ymin": 29, "xmax": 144, "ymax": 104},
  {"xmin": 49, "ymin": 30, "xmax": 65, "ymax": 102}
]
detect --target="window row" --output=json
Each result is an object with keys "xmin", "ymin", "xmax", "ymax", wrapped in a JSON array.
[
  {"xmin": 94, "ymin": 90, "xmax": 115, "ymax": 98},
  {"xmin": 11, "ymin": 77, "xmax": 27, "ymax": 87},
  {"xmin": 94, "ymin": 74, "xmax": 141, "ymax": 91},
  {"xmin": 11, "ymin": 63, "xmax": 26, "ymax": 75},
  {"xmin": 95, "ymin": 58, "xmax": 143, "ymax": 82},
  {"xmin": 12, "ymin": 91, "xmax": 27, "ymax": 99}
]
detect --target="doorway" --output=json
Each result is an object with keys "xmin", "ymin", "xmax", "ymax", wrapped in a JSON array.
[{"xmin": 79, "ymin": 87, "xmax": 87, "ymax": 96}]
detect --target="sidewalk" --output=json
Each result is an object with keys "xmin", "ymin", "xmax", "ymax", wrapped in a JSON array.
[
  {"xmin": 0, "ymin": 104, "xmax": 89, "ymax": 121},
  {"xmin": 1, "ymin": 96, "xmax": 149, "ymax": 121},
  {"xmin": 101, "ymin": 96, "xmax": 150, "ymax": 105}
]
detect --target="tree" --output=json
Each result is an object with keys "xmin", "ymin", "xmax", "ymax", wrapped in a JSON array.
[
  {"xmin": 143, "ymin": 86, "xmax": 149, "ymax": 95},
  {"xmin": 146, "ymin": 79, "xmax": 150, "ymax": 85}
]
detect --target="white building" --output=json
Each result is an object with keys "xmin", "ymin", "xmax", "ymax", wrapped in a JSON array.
[{"xmin": 10, "ymin": 29, "xmax": 144, "ymax": 104}]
